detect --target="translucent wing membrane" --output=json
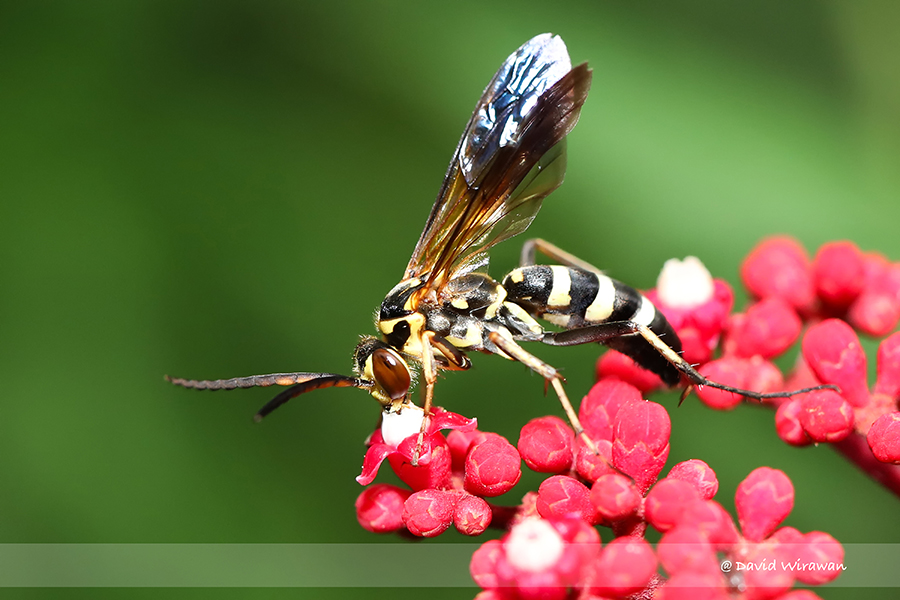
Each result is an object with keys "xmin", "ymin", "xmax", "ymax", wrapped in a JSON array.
[
  {"xmin": 405, "ymin": 33, "xmax": 592, "ymax": 294},
  {"xmin": 459, "ymin": 34, "xmax": 573, "ymax": 185}
]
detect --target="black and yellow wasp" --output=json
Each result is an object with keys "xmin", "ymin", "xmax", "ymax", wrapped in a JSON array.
[{"xmin": 169, "ymin": 34, "xmax": 828, "ymax": 453}]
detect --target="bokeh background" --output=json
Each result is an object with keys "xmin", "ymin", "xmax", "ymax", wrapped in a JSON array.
[{"xmin": 1, "ymin": 1, "xmax": 899, "ymax": 598}]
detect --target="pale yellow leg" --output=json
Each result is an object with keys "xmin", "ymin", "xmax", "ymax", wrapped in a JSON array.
[
  {"xmin": 487, "ymin": 331, "xmax": 598, "ymax": 455},
  {"xmin": 411, "ymin": 332, "xmax": 437, "ymax": 466},
  {"xmin": 520, "ymin": 238, "xmax": 604, "ymax": 275}
]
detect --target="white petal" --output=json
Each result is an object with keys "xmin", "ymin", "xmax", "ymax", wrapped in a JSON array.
[
  {"xmin": 380, "ymin": 406, "xmax": 425, "ymax": 448},
  {"xmin": 657, "ymin": 256, "xmax": 714, "ymax": 309},
  {"xmin": 505, "ymin": 518, "xmax": 564, "ymax": 572}
]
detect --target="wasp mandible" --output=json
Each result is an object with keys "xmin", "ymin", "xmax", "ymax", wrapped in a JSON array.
[{"xmin": 168, "ymin": 34, "xmax": 831, "ymax": 457}]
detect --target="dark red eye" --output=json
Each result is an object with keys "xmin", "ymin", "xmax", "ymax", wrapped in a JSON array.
[{"xmin": 372, "ymin": 348, "xmax": 411, "ymax": 400}]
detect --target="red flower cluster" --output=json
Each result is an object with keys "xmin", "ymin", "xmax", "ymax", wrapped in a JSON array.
[
  {"xmin": 355, "ymin": 405, "xmax": 523, "ymax": 537},
  {"xmin": 348, "ymin": 236, "xmax": 900, "ymax": 598},
  {"xmin": 599, "ymin": 238, "xmax": 900, "ymax": 478},
  {"xmin": 733, "ymin": 239, "xmax": 900, "ymax": 473},
  {"xmin": 355, "ymin": 376, "xmax": 844, "ymax": 598}
]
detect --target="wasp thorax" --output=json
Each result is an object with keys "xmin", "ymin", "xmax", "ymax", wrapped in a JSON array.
[
  {"xmin": 378, "ymin": 278, "xmax": 429, "ymax": 355},
  {"xmin": 379, "ymin": 278, "xmax": 424, "ymax": 321}
]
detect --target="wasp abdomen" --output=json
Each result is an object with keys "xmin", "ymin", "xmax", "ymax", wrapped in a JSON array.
[
  {"xmin": 503, "ymin": 265, "xmax": 682, "ymax": 384},
  {"xmin": 503, "ymin": 265, "xmax": 618, "ymax": 327}
]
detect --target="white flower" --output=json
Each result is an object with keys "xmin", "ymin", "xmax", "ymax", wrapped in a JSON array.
[
  {"xmin": 505, "ymin": 518, "xmax": 564, "ymax": 572},
  {"xmin": 657, "ymin": 256, "xmax": 714, "ymax": 308}
]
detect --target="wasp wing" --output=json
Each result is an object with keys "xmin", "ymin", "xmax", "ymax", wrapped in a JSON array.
[{"xmin": 404, "ymin": 34, "xmax": 592, "ymax": 295}]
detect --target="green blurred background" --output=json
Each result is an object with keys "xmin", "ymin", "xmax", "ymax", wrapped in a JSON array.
[{"xmin": 1, "ymin": 0, "xmax": 898, "ymax": 598}]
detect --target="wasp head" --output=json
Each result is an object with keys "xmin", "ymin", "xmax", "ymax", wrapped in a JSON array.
[{"xmin": 354, "ymin": 336, "xmax": 414, "ymax": 412}]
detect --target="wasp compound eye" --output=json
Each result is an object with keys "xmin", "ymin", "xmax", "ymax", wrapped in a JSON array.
[{"xmin": 372, "ymin": 348, "xmax": 411, "ymax": 400}]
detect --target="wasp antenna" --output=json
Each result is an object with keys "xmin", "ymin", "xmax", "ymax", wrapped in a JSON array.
[
  {"xmin": 254, "ymin": 374, "xmax": 373, "ymax": 421},
  {"xmin": 167, "ymin": 372, "xmax": 359, "ymax": 391}
]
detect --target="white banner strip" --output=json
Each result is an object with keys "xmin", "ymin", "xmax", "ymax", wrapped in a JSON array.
[{"xmin": 0, "ymin": 544, "xmax": 895, "ymax": 587}]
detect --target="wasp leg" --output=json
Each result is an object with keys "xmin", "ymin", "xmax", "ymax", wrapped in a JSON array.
[
  {"xmin": 431, "ymin": 334, "xmax": 472, "ymax": 371},
  {"xmin": 486, "ymin": 331, "xmax": 599, "ymax": 455},
  {"xmin": 520, "ymin": 238, "xmax": 604, "ymax": 274},
  {"xmin": 542, "ymin": 322, "xmax": 837, "ymax": 401},
  {"xmin": 411, "ymin": 332, "xmax": 439, "ymax": 466},
  {"xmin": 410, "ymin": 333, "xmax": 472, "ymax": 465}
]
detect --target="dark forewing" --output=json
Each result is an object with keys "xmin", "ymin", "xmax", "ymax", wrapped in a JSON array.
[{"xmin": 404, "ymin": 34, "xmax": 592, "ymax": 295}]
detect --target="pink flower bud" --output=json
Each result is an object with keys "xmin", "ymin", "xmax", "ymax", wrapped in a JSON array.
[
  {"xmin": 470, "ymin": 539, "xmax": 502, "ymax": 590},
  {"xmin": 667, "ymin": 460, "xmax": 719, "ymax": 500},
  {"xmin": 783, "ymin": 353, "xmax": 821, "ymax": 392},
  {"xmin": 874, "ymin": 332, "xmax": 900, "ymax": 398},
  {"xmin": 727, "ymin": 298, "xmax": 802, "ymax": 359},
  {"xmin": 744, "ymin": 357, "xmax": 785, "ymax": 396},
  {"xmin": 446, "ymin": 429, "xmax": 479, "ymax": 472},
  {"xmin": 355, "ymin": 484, "xmax": 411, "ymax": 533},
  {"xmin": 658, "ymin": 525, "xmax": 719, "ymax": 576},
  {"xmin": 645, "ymin": 478, "xmax": 701, "ymax": 532},
  {"xmin": 770, "ymin": 525, "xmax": 804, "ymax": 545},
  {"xmin": 867, "ymin": 412, "xmax": 900, "ymax": 464},
  {"xmin": 870, "ymin": 255, "xmax": 900, "ymax": 298},
  {"xmin": 675, "ymin": 326, "xmax": 715, "ymax": 365},
  {"xmin": 390, "ymin": 433, "xmax": 453, "ymax": 491},
  {"xmin": 580, "ymin": 379, "xmax": 642, "ymax": 441},
  {"xmin": 696, "ymin": 358, "xmax": 748, "ymax": 410},
  {"xmin": 358, "ymin": 407, "xmax": 475, "ymax": 487},
  {"xmin": 690, "ymin": 278, "xmax": 735, "ymax": 338},
  {"xmin": 850, "ymin": 255, "xmax": 900, "ymax": 337},
  {"xmin": 770, "ymin": 526, "xmax": 805, "ymax": 574},
  {"xmin": 740, "ymin": 544, "xmax": 794, "ymax": 599},
  {"xmin": 454, "ymin": 493, "xmax": 492, "ymax": 536},
  {"xmin": 613, "ymin": 400, "xmax": 671, "ymax": 494},
  {"xmin": 775, "ymin": 591, "xmax": 824, "ymax": 600},
  {"xmin": 590, "ymin": 473, "xmax": 640, "ymax": 522},
  {"xmin": 464, "ymin": 436, "xmax": 522, "ymax": 497},
  {"xmin": 679, "ymin": 500, "xmax": 740, "ymax": 548},
  {"xmin": 573, "ymin": 437, "xmax": 616, "ymax": 484},
  {"xmin": 798, "ymin": 390, "xmax": 854, "ymax": 443},
  {"xmin": 537, "ymin": 475, "xmax": 599, "ymax": 524},
  {"xmin": 735, "ymin": 467, "xmax": 794, "ymax": 542},
  {"xmin": 848, "ymin": 291, "xmax": 900, "ymax": 337},
  {"xmin": 596, "ymin": 351, "xmax": 664, "ymax": 393},
  {"xmin": 588, "ymin": 537, "xmax": 657, "ymax": 597},
  {"xmin": 794, "ymin": 531, "xmax": 844, "ymax": 585},
  {"xmin": 496, "ymin": 517, "xmax": 600, "ymax": 599},
  {"xmin": 473, "ymin": 592, "xmax": 505, "ymax": 600},
  {"xmin": 813, "ymin": 241, "xmax": 865, "ymax": 308},
  {"xmin": 775, "ymin": 399, "xmax": 813, "ymax": 447},
  {"xmin": 741, "ymin": 237, "xmax": 815, "ymax": 314},
  {"xmin": 649, "ymin": 259, "xmax": 734, "ymax": 365},
  {"xmin": 658, "ymin": 572, "xmax": 729, "ymax": 600},
  {"xmin": 402, "ymin": 488, "xmax": 456, "ymax": 537},
  {"xmin": 802, "ymin": 319, "xmax": 869, "ymax": 408},
  {"xmin": 518, "ymin": 416, "xmax": 574, "ymax": 473}
]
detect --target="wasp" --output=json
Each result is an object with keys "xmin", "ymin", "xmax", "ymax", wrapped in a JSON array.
[{"xmin": 168, "ymin": 34, "xmax": 830, "ymax": 458}]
